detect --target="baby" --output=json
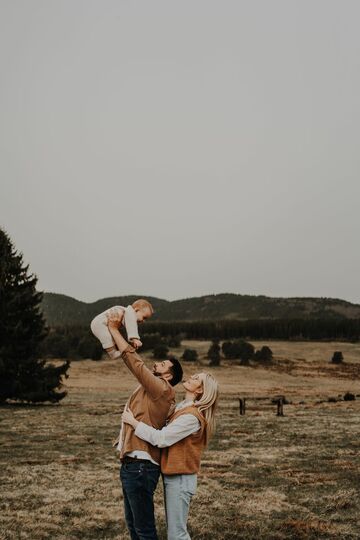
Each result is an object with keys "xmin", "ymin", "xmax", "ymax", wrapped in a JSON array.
[{"xmin": 90, "ymin": 298, "xmax": 153, "ymax": 359}]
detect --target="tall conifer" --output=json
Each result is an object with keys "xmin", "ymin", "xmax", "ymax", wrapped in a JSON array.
[{"xmin": 0, "ymin": 228, "xmax": 69, "ymax": 403}]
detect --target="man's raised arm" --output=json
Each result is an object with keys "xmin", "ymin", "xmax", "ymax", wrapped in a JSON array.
[{"xmin": 107, "ymin": 314, "xmax": 167, "ymax": 400}]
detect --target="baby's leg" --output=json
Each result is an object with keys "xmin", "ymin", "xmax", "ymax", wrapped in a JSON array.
[{"xmin": 90, "ymin": 316, "xmax": 121, "ymax": 359}]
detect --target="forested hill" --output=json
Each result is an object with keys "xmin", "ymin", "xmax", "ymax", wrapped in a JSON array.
[{"xmin": 41, "ymin": 293, "xmax": 360, "ymax": 327}]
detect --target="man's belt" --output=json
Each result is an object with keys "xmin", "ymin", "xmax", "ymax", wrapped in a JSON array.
[{"xmin": 121, "ymin": 456, "xmax": 153, "ymax": 464}]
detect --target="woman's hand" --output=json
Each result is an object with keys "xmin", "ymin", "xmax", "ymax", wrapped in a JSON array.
[{"xmin": 122, "ymin": 406, "xmax": 139, "ymax": 429}]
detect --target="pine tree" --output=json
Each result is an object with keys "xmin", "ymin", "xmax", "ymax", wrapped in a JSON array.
[{"xmin": 0, "ymin": 228, "xmax": 69, "ymax": 403}]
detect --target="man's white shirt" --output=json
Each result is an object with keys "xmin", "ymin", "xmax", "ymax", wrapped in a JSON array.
[{"xmin": 117, "ymin": 385, "xmax": 159, "ymax": 464}]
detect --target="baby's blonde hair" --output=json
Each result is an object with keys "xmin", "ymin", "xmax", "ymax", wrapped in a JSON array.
[
  {"xmin": 194, "ymin": 372, "xmax": 219, "ymax": 445},
  {"xmin": 132, "ymin": 299, "xmax": 154, "ymax": 314}
]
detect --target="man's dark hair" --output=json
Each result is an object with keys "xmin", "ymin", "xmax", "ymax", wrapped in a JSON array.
[{"xmin": 168, "ymin": 356, "xmax": 183, "ymax": 387}]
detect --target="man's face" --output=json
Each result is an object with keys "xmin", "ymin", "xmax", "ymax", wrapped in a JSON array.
[{"xmin": 152, "ymin": 360, "xmax": 173, "ymax": 380}]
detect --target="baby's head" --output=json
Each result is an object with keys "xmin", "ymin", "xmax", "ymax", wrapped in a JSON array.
[{"xmin": 132, "ymin": 299, "xmax": 154, "ymax": 323}]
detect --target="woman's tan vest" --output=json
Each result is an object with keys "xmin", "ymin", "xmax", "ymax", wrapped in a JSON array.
[{"xmin": 161, "ymin": 405, "xmax": 207, "ymax": 475}]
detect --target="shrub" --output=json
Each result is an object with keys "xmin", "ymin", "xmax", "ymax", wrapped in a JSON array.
[
  {"xmin": 331, "ymin": 351, "xmax": 344, "ymax": 364},
  {"xmin": 222, "ymin": 341, "xmax": 239, "ymax": 360},
  {"xmin": 222, "ymin": 340, "xmax": 255, "ymax": 363},
  {"xmin": 254, "ymin": 346, "xmax": 273, "ymax": 362},
  {"xmin": 208, "ymin": 340, "xmax": 221, "ymax": 366},
  {"xmin": 182, "ymin": 349, "xmax": 198, "ymax": 362},
  {"xmin": 237, "ymin": 340, "xmax": 255, "ymax": 364}
]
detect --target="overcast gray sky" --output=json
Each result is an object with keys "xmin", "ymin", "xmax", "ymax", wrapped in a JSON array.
[{"xmin": 1, "ymin": 0, "xmax": 359, "ymax": 303}]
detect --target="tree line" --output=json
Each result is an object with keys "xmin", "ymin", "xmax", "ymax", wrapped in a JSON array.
[
  {"xmin": 133, "ymin": 319, "xmax": 360, "ymax": 341},
  {"xmin": 39, "ymin": 315, "xmax": 360, "ymax": 361}
]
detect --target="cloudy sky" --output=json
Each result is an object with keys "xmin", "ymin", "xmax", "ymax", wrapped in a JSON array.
[{"xmin": 1, "ymin": 1, "xmax": 359, "ymax": 303}]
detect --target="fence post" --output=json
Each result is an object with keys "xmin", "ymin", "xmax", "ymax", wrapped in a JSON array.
[
  {"xmin": 239, "ymin": 398, "xmax": 246, "ymax": 415},
  {"xmin": 277, "ymin": 397, "xmax": 284, "ymax": 416}
]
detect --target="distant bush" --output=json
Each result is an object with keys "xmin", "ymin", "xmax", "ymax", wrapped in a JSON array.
[
  {"xmin": 222, "ymin": 341, "xmax": 240, "ymax": 360},
  {"xmin": 208, "ymin": 340, "xmax": 221, "ymax": 366},
  {"xmin": 222, "ymin": 340, "xmax": 255, "ymax": 364},
  {"xmin": 254, "ymin": 346, "xmax": 273, "ymax": 363},
  {"xmin": 331, "ymin": 351, "xmax": 344, "ymax": 364},
  {"xmin": 238, "ymin": 340, "xmax": 254, "ymax": 365},
  {"xmin": 182, "ymin": 349, "xmax": 198, "ymax": 362},
  {"xmin": 153, "ymin": 344, "xmax": 169, "ymax": 359},
  {"xmin": 343, "ymin": 392, "xmax": 355, "ymax": 401}
]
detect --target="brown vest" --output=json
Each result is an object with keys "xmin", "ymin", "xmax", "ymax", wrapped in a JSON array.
[
  {"xmin": 161, "ymin": 406, "xmax": 207, "ymax": 475},
  {"xmin": 116, "ymin": 346, "xmax": 176, "ymax": 464}
]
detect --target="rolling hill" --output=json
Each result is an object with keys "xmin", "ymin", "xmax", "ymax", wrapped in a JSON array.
[{"xmin": 41, "ymin": 293, "xmax": 360, "ymax": 327}]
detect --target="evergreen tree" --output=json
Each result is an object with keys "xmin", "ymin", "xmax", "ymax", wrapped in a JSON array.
[{"xmin": 0, "ymin": 228, "xmax": 69, "ymax": 403}]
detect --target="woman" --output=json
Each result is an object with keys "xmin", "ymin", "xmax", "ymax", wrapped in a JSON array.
[{"xmin": 122, "ymin": 371, "xmax": 219, "ymax": 540}]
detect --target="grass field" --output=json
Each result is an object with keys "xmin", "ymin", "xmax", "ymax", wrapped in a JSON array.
[{"xmin": 1, "ymin": 340, "xmax": 360, "ymax": 539}]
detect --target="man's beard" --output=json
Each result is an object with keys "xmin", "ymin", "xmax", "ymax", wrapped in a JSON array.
[{"xmin": 152, "ymin": 367, "xmax": 161, "ymax": 377}]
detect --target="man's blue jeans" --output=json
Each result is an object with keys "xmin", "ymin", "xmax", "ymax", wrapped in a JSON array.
[{"xmin": 120, "ymin": 461, "xmax": 160, "ymax": 540}]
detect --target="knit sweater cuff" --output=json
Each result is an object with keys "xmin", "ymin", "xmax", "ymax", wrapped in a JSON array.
[{"xmin": 121, "ymin": 344, "xmax": 136, "ymax": 359}]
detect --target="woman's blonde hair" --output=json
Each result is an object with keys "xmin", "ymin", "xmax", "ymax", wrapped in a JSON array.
[{"xmin": 194, "ymin": 372, "xmax": 219, "ymax": 445}]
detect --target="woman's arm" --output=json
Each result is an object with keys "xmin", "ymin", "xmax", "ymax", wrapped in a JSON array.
[{"xmin": 122, "ymin": 408, "xmax": 200, "ymax": 448}]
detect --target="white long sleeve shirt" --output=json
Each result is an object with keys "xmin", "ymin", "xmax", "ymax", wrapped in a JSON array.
[
  {"xmin": 134, "ymin": 399, "xmax": 200, "ymax": 448},
  {"xmin": 122, "ymin": 306, "xmax": 140, "ymax": 340},
  {"xmin": 116, "ymin": 384, "xmax": 159, "ymax": 465}
]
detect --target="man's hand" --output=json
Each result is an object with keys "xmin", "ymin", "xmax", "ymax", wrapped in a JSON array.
[
  {"xmin": 122, "ymin": 406, "xmax": 139, "ymax": 429},
  {"xmin": 105, "ymin": 310, "xmax": 130, "ymax": 355},
  {"xmin": 107, "ymin": 308, "xmax": 123, "ymax": 331},
  {"xmin": 130, "ymin": 338, "xmax": 142, "ymax": 350}
]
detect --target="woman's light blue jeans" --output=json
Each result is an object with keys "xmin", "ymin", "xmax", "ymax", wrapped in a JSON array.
[{"xmin": 163, "ymin": 474, "xmax": 197, "ymax": 540}]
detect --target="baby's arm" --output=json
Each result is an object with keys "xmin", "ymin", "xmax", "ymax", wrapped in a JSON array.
[
  {"xmin": 124, "ymin": 308, "xmax": 142, "ymax": 349},
  {"xmin": 108, "ymin": 306, "xmax": 125, "ymax": 326},
  {"xmin": 130, "ymin": 338, "xmax": 142, "ymax": 350}
]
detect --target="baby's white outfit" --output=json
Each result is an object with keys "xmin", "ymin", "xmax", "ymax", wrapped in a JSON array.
[{"xmin": 90, "ymin": 305, "xmax": 140, "ymax": 350}]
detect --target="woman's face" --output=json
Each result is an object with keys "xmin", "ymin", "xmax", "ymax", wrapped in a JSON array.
[{"xmin": 183, "ymin": 373, "xmax": 203, "ymax": 397}]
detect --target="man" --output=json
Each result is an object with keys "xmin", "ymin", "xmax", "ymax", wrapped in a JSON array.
[{"xmin": 107, "ymin": 312, "xmax": 183, "ymax": 540}]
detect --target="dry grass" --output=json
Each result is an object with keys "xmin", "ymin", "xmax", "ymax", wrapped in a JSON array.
[{"xmin": 1, "ymin": 340, "xmax": 360, "ymax": 539}]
